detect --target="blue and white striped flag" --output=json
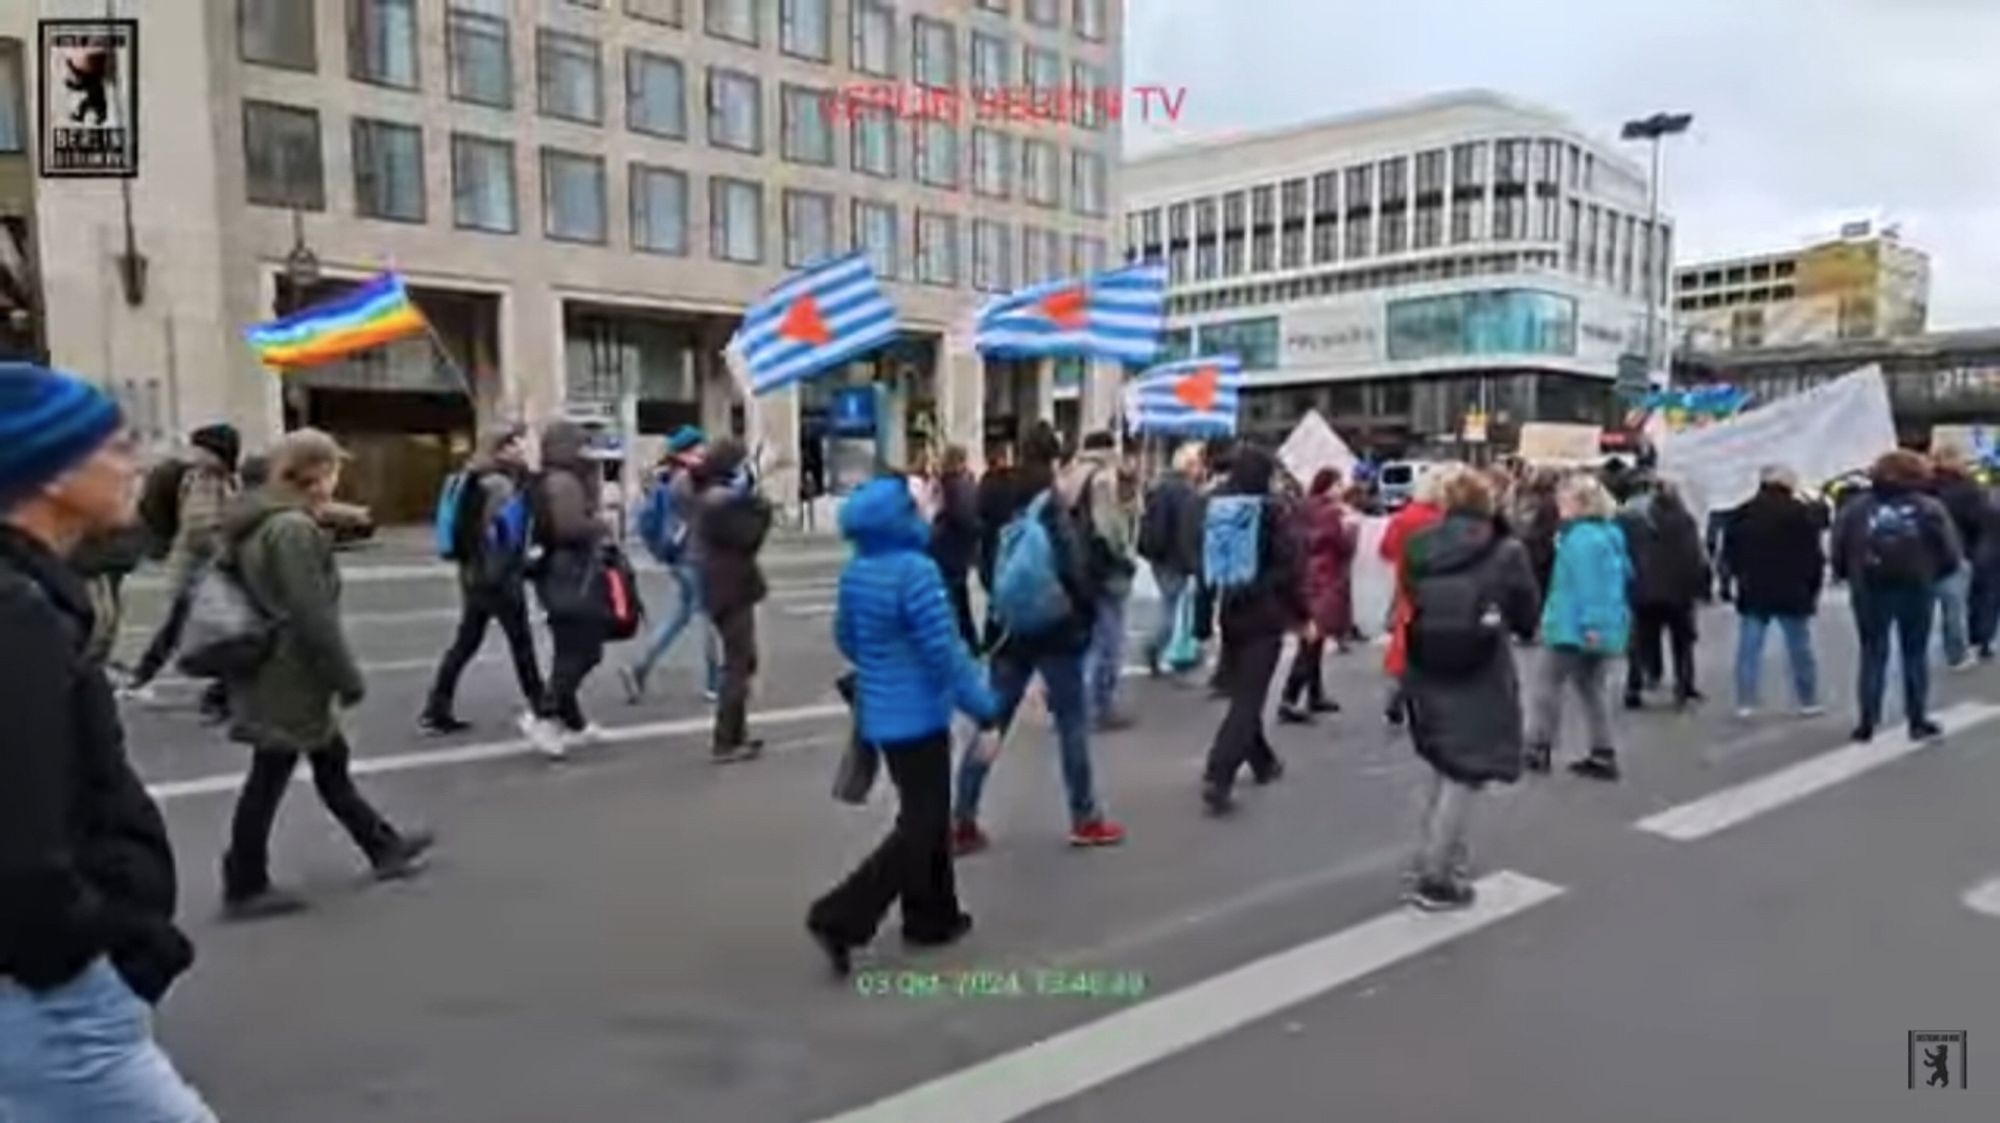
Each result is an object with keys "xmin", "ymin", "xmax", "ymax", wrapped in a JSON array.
[
  {"xmin": 974, "ymin": 262, "xmax": 1167, "ymax": 365},
  {"xmin": 1124, "ymin": 354, "xmax": 1245, "ymax": 437},
  {"xmin": 732, "ymin": 254, "xmax": 900, "ymax": 395}
]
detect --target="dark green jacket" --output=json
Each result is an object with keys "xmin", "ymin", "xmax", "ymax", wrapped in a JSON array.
[{"xmin": 223, "ymin": 486, "xmax": 364, "ymax": 753}]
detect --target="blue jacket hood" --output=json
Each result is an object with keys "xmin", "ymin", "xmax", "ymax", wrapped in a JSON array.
[{"xmin": 841, "ymin": 476, "xmax": 930, "ymax": 555}]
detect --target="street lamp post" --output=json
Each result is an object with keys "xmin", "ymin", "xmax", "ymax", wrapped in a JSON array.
[{"xmin": 1621, "ymin": 111, "xmax": 1692, "ymax": 387}]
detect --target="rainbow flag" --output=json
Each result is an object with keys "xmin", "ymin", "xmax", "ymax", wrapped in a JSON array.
[{"xmin": 243, "ymin": 273, "xmax": 428, "ymax": 369}]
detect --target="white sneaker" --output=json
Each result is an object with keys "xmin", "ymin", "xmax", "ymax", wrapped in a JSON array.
[
  {"xmin": 117, "ymin": 683, "xmax": 160, "ymax": 705},
  {"xmin": 1734, "ymin": 707, "xmax": 1759, "ymax": 721},
  {"xmin": 577, "ymin": 723, "xmax": 609, "ymax": 747},
  {"xmin": 1797, "ymin": 704, "xmax": 1828, "ymax": 717},
  {"xmin": 517, "ymin": 712, "xmax": 567, "ymax": 761},
  {"xmin": 702, "ymin": 688, "xmax": 719, "ymax": 704},
  {"xmin": 1949, "ymin": 658, "xmax": 1977, "ymax": 674}
]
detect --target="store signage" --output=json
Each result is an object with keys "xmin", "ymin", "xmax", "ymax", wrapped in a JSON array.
[
  {"xmin": 830, "ymin": 386, "xmax": 877, "ymax": 436},
  {"xmin": 38, "ymin": 20, "xmax": 139, "ymax": 178},
  {"xmin": 1280, "ymin": 305, "xmax": 1382, "ymax": 369}
]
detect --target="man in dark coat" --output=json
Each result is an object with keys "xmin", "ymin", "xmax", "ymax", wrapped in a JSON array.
[
  {"xmin": 1619, "ymin": 479, "xmax": 1711, "ymax": 708},
  {"xmin": 1723, "ymin": 466, "xmax": 1826, "ymax": 716},
  {"xmin": 1929, "ymin": 447, "xmax": 1989, "ymax": 668},
  {"xmin": 521, "ymin": 420, "xmax": 612, "ymax": 760},
  {"xmin": 1137, "ymin": 441, "xmax": 1205, "ymax": 674},
  {"xmin": 929, "ymin": 444, "xmax": 982, "ymax": 649},
  {"xmin": 694, "ymin": 438, "xmax": 774, "ymax": 763}
]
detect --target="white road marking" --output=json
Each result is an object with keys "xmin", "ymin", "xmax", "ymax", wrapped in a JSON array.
[
  {"xmin": 1635, "ymin": 701, "xmax": 2000, "ymax": 842},
  {"xmin": 124, "ymin": 549, "xmax": 851, "ymax": 591},
  {"xmin": 812, "ymin": 871, "xmax": 1565, "ymax": 1123},
  {"xmin": 785, "ymin": 603, "xmax": 838, "ymax": 617},
  {"xmin": 1962, "ymin": 876, "xmax": 2000, "ymax": 917}
]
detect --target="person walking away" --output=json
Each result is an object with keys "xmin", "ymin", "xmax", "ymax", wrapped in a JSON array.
[
  {"xmin": 1137, "ymin": 441, "xmax": 1206, "ymax": 675},
  {"xmin": 220, "ymin": 429, "xmax": 431, "ymax": 918},
  {"xmin": 951, "ymin": 428, "xmax": 1126, "ymax": 854},
  {"xmin": 974, "ymin": 440, "xmax": 1021, "ymax": 651},
  {"xmin": 1525, "ymin": 476, "xmax": 1633, "ymax": 781},
  {"xmin": 1380, "ymin": 465, "xmax": 1452, "ymax": 724},
  {"xmin": 695, "ymin": 439, "xmax": 774, "ymax": 763},
  {"xmin": 1619, "ymin": 479, "xmax": 1710, "ymax": 709},
  {"xmin": 121, "ymin": 423, "xmax": 241, "ymax": 715},
  {"xmin": 1725, "ymin": 466, "xmax": 1827, "ymax": 718},
  {"xmin": 1831, "ymin": 450, "xmax": 1963, "ymax": 743},
  {"xmin": 1067, "ymin": 431, "xmax": 1139, "ymax": 730},
  {"xmin": 1513, "ymin": 467, "xmax": 1563, "ymax": 600},
  {"xmin": 421, "ymin": 424, "xmax": 546, "ymax": 735},
  {"xmin": 1929, "ymin": 447, "xmax": 1987, "ymax": 670},
  {"xmin": 0, "ymin": 365, "xmax": 215, "ymax": 1120},
  {"xmin": 806, "ymin": 477, "xmax": 999, "ymax": 975},
  {"xmin": 1200, "ymin": 448, "xmax": 1309, "ymax": 816},
  {"xmin": 1399, "ymin": 469, "xmax": 1540, "ymax": 909},
  {"xmin": 519, "ymin": 420, "xmax": 614, "ymax": 760},
  {"xmin": 930, "ymin": 444, "xmax": 982, "ymax": 650},
  {"xmin": 1278, "ymin": 467, "xmax": 1356, "ymax": 722},
  {"xmin": 620, "ymin": 427, "xmax": 721, "ymax": 703}
]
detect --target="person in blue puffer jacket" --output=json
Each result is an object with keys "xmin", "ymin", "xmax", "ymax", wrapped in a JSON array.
[
  {"xmin": 806, "ymin": 476, "xmax": 999, "ymax": 976},
  {"xmin": 1524, "ymin": 474, "xmax": 1634, "ymax": 781}
]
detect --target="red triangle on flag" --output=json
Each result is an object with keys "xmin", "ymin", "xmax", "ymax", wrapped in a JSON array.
[
  {"xmin": 1175, "ymin": 366, "xmax": 1220, "ymax": 411},
  {"xmin": 779, "ymin": 294, "xmax": 832, "ymax": 346},
  {"xmin": 1040, "ymin": 286, "xmax": 1089, "ymax": 329}
]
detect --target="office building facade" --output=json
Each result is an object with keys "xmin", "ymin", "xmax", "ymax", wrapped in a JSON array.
[{"xmin": 1674, "ymin": 223, "xmax": 1930, "ymax": 354}]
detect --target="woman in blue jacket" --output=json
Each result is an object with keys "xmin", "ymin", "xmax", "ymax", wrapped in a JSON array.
[
  {"xmin": 1525, "ymin": 475, "xmax": 1634, "ymax": 781},
  {"xmin": 807, "ymin": 476, "xmax": 999, "ymax": 976}
]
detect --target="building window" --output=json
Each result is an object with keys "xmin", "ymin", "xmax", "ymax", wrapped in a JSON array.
[
  {"xmin": 627, "ymin": 0, "xmax": 684, "ymax": 24},
  {"xmin": 1344, "ymin": 214, "xmax": 1371, "ymax": 260},
  {"xmin": 1170, "ymin": 247, "xmax": 1190, "ymax": 284},
  {"xmin": 711, "ymin": 177, "xmax": 764, "ymax": 262},
  {"xmin": 1222, "ymin": 236, "xmax": 1244, "ymax": 277},
  {"xmin": 1072, "ymin": 234, "xmax": 1107, "ymax": 275},
  {"xmin": 1070, "ymin": 150, "xmax": 1105, "ymax": 216},
  {"xmin": 0, "ymin": 43, "xmax": 22, "ymax": 153},
  {"xmin": 707, "ymin": 69, "xmax": 762, "ymax": 152},
  {"xmin": 915, "ymin": 120, "xmax": 958, "ymax": 188},
  {"xmin": 631, "ymin": 164, "xmax": 689, "ymax": 254},
  {"xmin": 780, "ymin": 0, "xmax": 830, "ymax": 60},
  {"xmin": 542, "ymin": 148, "xmax": 607, "ymax": 242},
  {"xmin": 1379, "ymin": 210, "xmax": 1407, "ymax": 255},
  {"xmin": 852, "ymin": 0, "xmax": 895, "ymax": 77},
  {"xmin": 1494, "ymin": 195, "xmax": 1526, "ymax": 241},
  {"xmin": 241, "ymin": 0, "xmax": 317, "ymax": 70},
  {"xmin": 1026, "ymin": 0, "xmax": 1059, "ymax": 28},
  {"xmin": 351, "ymin": 118, "xmax": 425, "ymax": 222},
  {"xmin": 918, "ymin": 211, "xmax": 960, "ymax": 285},
  {"xmin": 1387, "ymin": 289, "xmax": 1576, "ymax": 361},
  {"xmin": 783, "ymin": 188, "xmax": 834, "ymax": 266},
  {"xmin": 537, "ymin": 30, "xmax": 602, "ymax": 124},
  {"xmin": 852, "ymin": 104, "xmax": 895, "ymax": 177},
  {"xmin": 349, "ymin": 0, "xmax": 417, "ymax": 88},
  {"xmin": 1023, "ymin": 139, "xmax": 1059, "ymax": 206},
  {"xmin": 1069, "ymin": 61, "xmax": 1109, "ymax": 129},
  {"xmin": 1281, "ymin": 228, "xmax": 1304, "ymax": 268},
  {"xmin": 1451, "ymin": 197, "xmax": 1482, "ymax": 244},
  {"xmin": 1312, "ymin": 171, "xmax": 1338, "ymax": 216},
  {"xmin": 1197, "ymin": 316, "xmax": 1279, "ymax": 370},
  {"xmin": 626, "ymin": 50, "xmax": 687, "ymax": 138},
  {"xmin": 1415, "ymin": 150, "xmax": 1445, "ymax": 197},
  {"xmin": 971, "ymin": 127, "xmax": 1010, "ymax": 197},
  {"xmin": 854, "ymin": 200, "xmax": 899, "ymax": 279},
  {"xmin": 973, "ymin": 218, "xmax": 1011, "ymax": 291},
  {"xmin": 1312, "ymin": 219, "xmax": 1337, "ymax": 264},
  {"xmin": 913, "ymin": 17, "xmax": 956, "ymax": 88},
  {"xmin": 1280, "ymin": 179, "xmax": 1307, "ymax": 223},
  {"xmin": 1413, "ymin": 207, "xmax": 1441, "ymax": 251},
  {"xmin": 1251, "ymin": 230, "xmax": 1274, "ymax": 272},
  {"xmin": 971, "ymin": 32, "xmax": 1008, "ymax": 92},
  {"xmin": 781, "ymin": 84, "xmax": 834, "ymax": 165},
  {"xmin": 706, "ymin": 0, "xmax": 759, "ymax": 45},
  {"xmin": 243, "ymin": 101, "xmax": 325, "ymax": 210},
  {"xmin": 448, "ymin": 1, "xmax": 511, "ymax": 107},
  {"xmin": 1022, "ymin": 225, "xmax": 1049, "ymax": 281},
  {"xmin": 1024, "ymin": 46, "xmax": 1061, "ymax": 102},
  {"xmin": 1073, "ymin": 0, "xmax": 1105, "ymax": 40},
  {"xmin": 451, "ymin": 134, "xmax": 515, "ymax": 232},
  {"xmin": 1451, "ymin": 141, "xmax": 1486, "ymax": 190}
]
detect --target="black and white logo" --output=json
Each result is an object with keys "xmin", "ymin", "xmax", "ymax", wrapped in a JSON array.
[{"xmin": 39, "ymin": 19, "xmax": 139, "ymax": 178}]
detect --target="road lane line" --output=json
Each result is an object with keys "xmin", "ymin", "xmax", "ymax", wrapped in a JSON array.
[
  {"xmin": 1635, "ymin": 701, "xmax": 2000, "ymax": 842},
  {"xmin": 813, "ymin": 871, "xmax": 1565, "ymax": 1123}
]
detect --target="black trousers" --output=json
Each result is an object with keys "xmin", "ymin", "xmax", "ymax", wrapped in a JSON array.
[
  {"xmin": 809, "ymin": 732, "xmax": 958, "ymax": 945},
  {"xmin": 1193, "ymin": 579, "xmax": 1218, "ymax": 642},
  {"xmin": 222, "ymin": 737, "xmax": 398, "ymax": 900},
  {"xmin": 713, "ymin": 605, "xmax": 759, "ymax": 749},
  {"xmin": 1203, "ymin": 631, "xmax": 1284, "ymax": 791},
  {"xmin": 543, "ymin": 619, "xmax": 606, "ymax": 731},
  {"xmin": 1280, "ymin": 635, "xmax": 1328, "ymax": 708},
  {"xmin": 131, "ymin": 567, "xmax": 201, "ymax": 684},
  {"xmin": 944, "ymin": 574, "xmax": 979, "ymax": 652},
  {"xmin": 425, "ymin": 584, "xmax": 546, "ymax": 719},
  {"xmin": 1627, "ymin": 603, "xmax": 1697, "ymax": 698}
]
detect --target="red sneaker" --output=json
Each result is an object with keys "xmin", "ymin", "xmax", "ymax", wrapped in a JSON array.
[
  {"xmin": 1068, "ymin": 818, "xmax": 1127, "ymax": 848},
  {"xmin": 951, "ymin": 821, "xmax": 990, "ymax": 857}
]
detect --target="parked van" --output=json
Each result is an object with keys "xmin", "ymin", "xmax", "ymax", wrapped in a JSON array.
[{"xmin": 1377, "ymin": 461, "xmax": 1435, "ymax": 511}]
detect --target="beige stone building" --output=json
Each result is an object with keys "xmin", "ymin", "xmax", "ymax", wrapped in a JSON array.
[
  {"xmin": 1674, "ymin": 223, "xmax": 1930, "ymax": 354},
  {"xmin": 0, "ymin": 0, "xmax": 1124, "ymax": 521}
]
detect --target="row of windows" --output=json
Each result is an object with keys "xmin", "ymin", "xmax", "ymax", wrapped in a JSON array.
[
  {"xmin": 1160, "ymin": 252, "xmax": 1560, "ymax": 318},
  {"xmin": 1677, "ymin": 258, "xmax": 1797, "ymax": 291},
  {"xmin": 244, "ymin": 98, "xmax": 1110, "ymax": 219},
  {"xmin": 1676, "ymin": 284, "xmax": 1798, "ymax": 312},
  {"xmin": 1384, "ymin": 289, "xmax": 1578, "ymax": 362},
  {"xmin": 244, "ymin": 1, "xmax": 1108, "ymax": 133}
]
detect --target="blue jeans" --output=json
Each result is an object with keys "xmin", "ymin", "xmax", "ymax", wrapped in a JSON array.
[
  {"xmin": 1937, "ymin": 567, "xmax": 1972, "ymax": 666},
  {"xmin": 1145, "ymin": 569, "xmax": 1189, "ymax": 668},
  {"xmin": 1853, "ymin": 581, "xmax": 1935, "ymax": 732},
  {"xmin": 954, "ymin": 648, "xmax": 1099, "ymax": 827},
  {"xmin": 631, "ymin": 564, "xmax": 719, "ymax": 692},
  {"xmin": 1734, "ymin": 613, "xmax": 1819, "ymax": 709},
  {"xmin": 0, "ymin": 959, "xmax": 216, "ymax": 1123},
  {"xmin": 1083, "ymin": 594, "xmax": 1128, "ymax": 718}
]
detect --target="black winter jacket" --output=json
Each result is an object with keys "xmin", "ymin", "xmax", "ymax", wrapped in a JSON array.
[
  {"xmin": 1723, "ymin": 485, "xmax": 1826, "ymax": 618},
  {"xmin": 0, "ymin": 525, "xmax": 191, "ymax": 1003}
]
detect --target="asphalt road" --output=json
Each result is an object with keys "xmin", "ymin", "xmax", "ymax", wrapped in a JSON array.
[{"xmin": 106, "ymin": 539, "xmax": 2000, "ymax": 1122}]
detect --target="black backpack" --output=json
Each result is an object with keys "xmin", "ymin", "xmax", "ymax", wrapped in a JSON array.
[
  {"xmin": 1404, "ymin": 537, "xmax": 1506, "ymax": 680},
  {"xmin": 137, "ymin": 459, "xmax": 190, "ymax": 560},
  {"xmin": 1862, "ymin": 497, "xmax": 1932, "ymax": 583}
]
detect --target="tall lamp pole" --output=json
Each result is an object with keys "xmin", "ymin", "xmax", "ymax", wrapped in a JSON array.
[{"xmin": 1621, "ymin": 111, "xmax": 1692, "ymax": 388}]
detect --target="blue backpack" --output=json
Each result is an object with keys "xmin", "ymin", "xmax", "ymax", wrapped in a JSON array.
[
  {"xmin": 636, "ymin": 474, "xmax": 689, "ymax": 565},
  {"xmin": 434, "ymin": 472, "xmax": 469, "ymax": 561},
  {"xmin": 1203, "ymin": 495, "xmax": 1264, "ymax": 591},
  {"xmin": 991, "ymin": 491, "xmax": 1073, "ymax": 638},
  {"xmin": 484, "ymin": 489, "xmax": 532, "ymax": 559}
]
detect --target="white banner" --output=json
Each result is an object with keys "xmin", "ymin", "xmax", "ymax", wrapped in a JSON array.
[
  {"xmin": 1657, "ymin": 364, "xmax": 1898, "ymax": 513},
  {"xmin": 1517, "ymin": 422, "xmax": 1602, "ymax": 464},
  {"xmin": 1277, "ymin": 409, "xmax": 1358, "ymax": 488}
]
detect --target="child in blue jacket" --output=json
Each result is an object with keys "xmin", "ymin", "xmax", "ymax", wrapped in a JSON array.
[{"xmin": 1526, "ymin": 475, "xmax": 1634, "ymax": 780}]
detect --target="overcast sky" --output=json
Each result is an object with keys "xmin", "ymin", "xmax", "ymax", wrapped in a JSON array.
[{"xmin": 1124, "ymin": 0, "xmax": 2000, "ymax": 328}]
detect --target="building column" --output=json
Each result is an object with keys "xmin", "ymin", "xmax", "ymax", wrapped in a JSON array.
[
  {"xmin": 879, "ymin": 378, "xmax": 910, "ymax": 468},
  {"xmin": 1081, "ymin": 359, "xmax": 1123, "ymax": 436},
  {"xmin": 1029, "ymin": 358, "xmax": 1056, "ymax": 426},
  {"xmin": 754, "ymin": 382, "xmax": 801, "ymax": 525},
  {"xmin": 698, "ymin": 323, "xmax": 735, "ymax": 439},
  {"xmin": 939, "ymin": 321, "xmax": 985, "ymax": 470}
]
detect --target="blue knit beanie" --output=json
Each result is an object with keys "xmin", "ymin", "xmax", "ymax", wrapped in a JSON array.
[
  {"xmin": 667, "ymin": 425, "xmax": 706, "ymax": 454},
  {"xmin": 0, "ymin": 363, "xmax": 124, "ymax": 510}
]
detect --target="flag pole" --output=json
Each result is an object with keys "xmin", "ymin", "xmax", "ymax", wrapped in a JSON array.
[{"xmin": 420, "ymin": 320, "xmax": 478, "ymax": 404}]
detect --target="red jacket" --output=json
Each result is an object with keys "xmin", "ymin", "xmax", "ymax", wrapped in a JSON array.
[{"xmin": 1381, "ymin": 501, "xmax": 1444, "ymax": 676}]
